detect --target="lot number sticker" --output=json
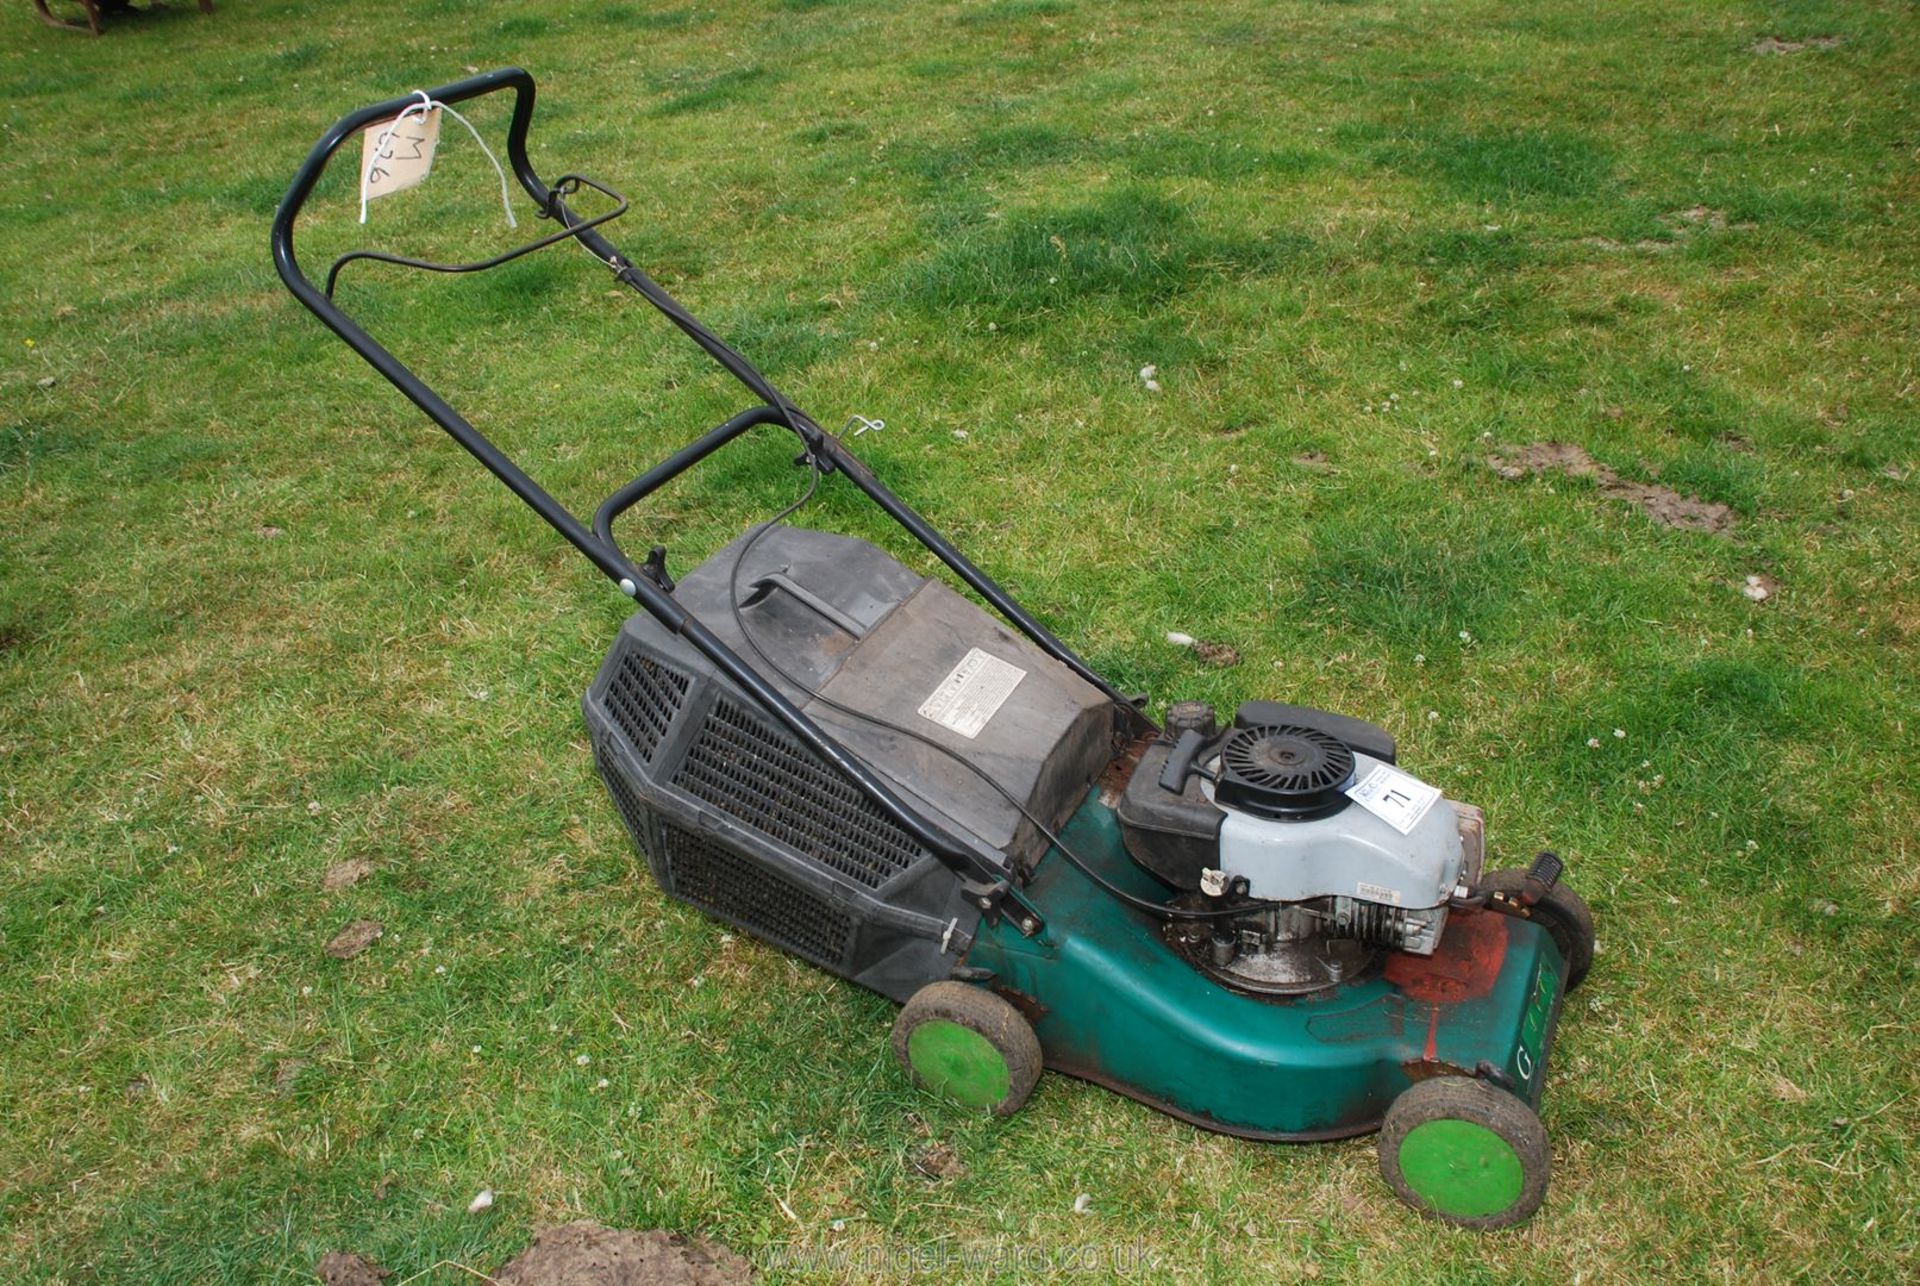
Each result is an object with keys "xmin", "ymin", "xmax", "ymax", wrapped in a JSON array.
[{"xmin": 1346, "ymin": 763, "xmax": 1442, "ymax": 835}]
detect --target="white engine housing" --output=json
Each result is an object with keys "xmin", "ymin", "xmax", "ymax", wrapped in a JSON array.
[{"xmin": 1205, "ymin": 754, "xmax": 1476, "ymax": 955}]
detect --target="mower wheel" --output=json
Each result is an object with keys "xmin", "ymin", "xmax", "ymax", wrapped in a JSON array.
[
  {"xmin": 1481, "ymin": 868, "xmax": 1596, "ymax": 991},
  {"xmin": 1378, "ymin": 1076, "xmax": 1550, "ymax": 1230},
  {"xmin": 892, "ymin": 981, "xmax": 1042, "ymax": 1117}
]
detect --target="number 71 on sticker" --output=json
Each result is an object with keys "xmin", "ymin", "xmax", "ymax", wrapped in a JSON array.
[{"xmin": 1345, "ymin": 764, "xmax": 1442, "ymax": 835}]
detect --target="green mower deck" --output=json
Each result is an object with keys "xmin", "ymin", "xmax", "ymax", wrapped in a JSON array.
[{"xmin": 962, "ymin": 789, "xmax": 1566, "ymax": 1141}]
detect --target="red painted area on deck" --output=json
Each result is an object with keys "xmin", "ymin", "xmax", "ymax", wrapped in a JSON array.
[
  {"xmin": 1385, "ymin": 909, "xmax": 1510, "ymax": 1004},
  {"xmin": 1421, "ymin": 1005, "xmax": 1440, "ymax": 1061}
]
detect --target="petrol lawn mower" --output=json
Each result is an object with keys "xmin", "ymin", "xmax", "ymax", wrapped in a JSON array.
[{"xmin": 275, "ymin": 69, "xmax": 1595, "ymax": 1229}]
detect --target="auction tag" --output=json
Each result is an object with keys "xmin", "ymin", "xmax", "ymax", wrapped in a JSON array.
[
  {"xmin": 361, "ymin": 106, "xmax": 442, "ymax": 204},
  {"xmin": 918, "ymin": 648, "xmax": 1026, "ymax": 739},
  {"xmin": 1346, "ymin": 763, "xmax": 1442, "ymax": 835}
]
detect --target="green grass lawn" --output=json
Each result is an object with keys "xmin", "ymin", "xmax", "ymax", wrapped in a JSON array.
[{"xmin": 3, "ymin": 0, "xmax": 1916, "ymax": 1279}]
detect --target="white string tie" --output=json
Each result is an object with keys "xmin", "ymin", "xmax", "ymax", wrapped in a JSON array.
[{"xmin": 359, "ymin": 89, "xmax": 518, "ymax": 229}]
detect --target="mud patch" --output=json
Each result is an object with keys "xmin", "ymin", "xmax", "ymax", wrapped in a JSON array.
[
  {"xmin": 325, "ymin": 920, "xmax": 383, "ymax": 959},
  {"xmin": 1488, "ymin": 443, "xmax": 1734, "ymax": 534},
  {"xmin": 322, "ymin": 858, "xmax": 373, "ymax": 891},
  {"xmin": 493, "ymin": 1223, "xmax": 753, "ymax": 1285},
  {"xmin": 911, "ymin": 1141, "xmax": 968, "ymax": 1181},
  {"xmin": 315, "ymin": 1251, "xmax": 389, "ymax": 1285},
  {"xmin": 1581, "ymin": 236, "xmax": 1675, "ymax": 254},
  {"xmin": 1291, "ymin": 450, "xmax": 1335, "ymax": 471},
  {"xmin": 1191, "ymin": 640, "xmax": 1241, "ymax": 668},
  {"xmin": 1752, "ymin": 35, "xmax": 1843, "ymax": 55},
  {"xmin": 1770, "ymin": 1074, "xmax": 1809, "ymax": 1102},
  {"xmin": 1582, "ymin": 237, "xmax": 1674, "ymax": 255},
  {"xmin": 1581, "ymin": 206, "xmax": 1742, "ymax": 255},
  {"xmin": 1664, "ymin": 205, "xmax": 1731, "ymax": 233}
]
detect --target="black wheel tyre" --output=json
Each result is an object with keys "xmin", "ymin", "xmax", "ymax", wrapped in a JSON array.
[
  {"xmin": 1378, "ymin": 1076, "xmax": 1551, "ymax": 1230},
  {"xmin": 1481, "ymin": 869, "xmax": 1596, "ymax": 991},
  {"xmin": 891, "ymin": 981, "xmax": 1042, "ymax": 1118}
]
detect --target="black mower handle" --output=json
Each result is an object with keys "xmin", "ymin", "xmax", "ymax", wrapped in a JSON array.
[
  {"xmin": 270, "ymin": 71, "xmax": 1145, "ymax": 924},
  {"xmin": 271, "ymin": 67, "xmax": 1132, "ymax": 712},
  {"xmin": 275, "ymin": 67, "xmax": 543, "ymax": 239},
  {"xmin": 269, "ymin": 68, "xmax": 644, "ymax": 593}
]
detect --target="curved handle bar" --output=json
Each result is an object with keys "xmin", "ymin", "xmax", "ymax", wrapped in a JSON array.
[
  {"xmin": 269, "ymin": 68, "xmax": 647, "ymax": 593},
  {"xmin": 592, "ymin": 404, "xmax": 790, "ymax": 557},
  {"xmin": 323, "ymin": 172, "xmax": 630, "ymax": 299},
  {"xmin": 273, "ymin": 67, "xmax": 544, "ymax": 273}
]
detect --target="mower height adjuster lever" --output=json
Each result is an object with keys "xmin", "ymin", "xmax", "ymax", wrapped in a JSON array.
[{"xmin": 640, "ymin": 544, "xmax": 674, "ymax": 593}]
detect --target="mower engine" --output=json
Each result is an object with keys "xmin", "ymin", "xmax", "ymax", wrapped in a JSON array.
[{"xmin": 1117, "ymin": 700, "xmax": 1483, "ymax": 995}]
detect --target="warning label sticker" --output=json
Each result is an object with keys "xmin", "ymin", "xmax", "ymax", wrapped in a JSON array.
[
  {"xmin": 917, "ymin": 648, "xmax": 1026, "ymax": 739},
  {"xmin": 1345, "ymin": 763, "xmax": 1442, "ymax": 836}
]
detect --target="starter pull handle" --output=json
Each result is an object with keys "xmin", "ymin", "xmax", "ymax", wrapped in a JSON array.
[{"xmin": 1158, "ymin": 728, "xmax": 1208, "ymax": 794}]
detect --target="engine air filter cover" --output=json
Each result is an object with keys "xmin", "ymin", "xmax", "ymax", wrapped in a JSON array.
[{"xmin": 1216, "ymin": 724, "xmax": 1355, "ymax": 821}]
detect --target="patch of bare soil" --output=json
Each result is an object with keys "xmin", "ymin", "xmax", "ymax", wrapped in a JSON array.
[
  {"xmin": 1752, "ymin": 35, "xmax": 1843, "ymax": 55},
  {"xmin": 1582, "ymin": 206, "xmax": 1743, "ymax": 255},
  {"xmin": 325, "ymin": 920, "xmax": 383, "ymax": 959},
  {"xmin": 315, "ymin": 1251, "xmax": 389, "ymax": 1286},
  {"xmin": 1581, "ymin": 236, "xmax": 1675, "ymax": 254},
  {"xmin": 1191, "ymin": 640, "xmax": 1241, "ymax": 668},
  {"xmin": 322, "ymin": 858, "xmax": 373, "ymax": 891},
  {"xmin": 1771, "ymin": 1074, "xmax": 1810, "ymax": 1102},
  {"xmin": 1664, "ymin": 205, "xmax": 1730, "ymax": 232},
  {"xmin": 272, "ymin": 1058, "xmax": 307, "ymax": 1096},
  {"xmin": 1488, "ymin": 443, "xmax": 1734, "ymax": 534},
  {"xmin": 911, "ymin": 1141, "xmax": 968, "ymax": 1181},
  {"xmin": 493, "ymin": 1223, "xmax": 754, "ymax": 1285}
]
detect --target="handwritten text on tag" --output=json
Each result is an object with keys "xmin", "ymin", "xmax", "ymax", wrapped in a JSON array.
[{"xmin": 361, "ymin": 107, "xmax": 441, "ymax": 205}]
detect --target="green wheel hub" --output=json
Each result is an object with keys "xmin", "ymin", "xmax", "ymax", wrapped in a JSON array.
[
  {"xmin": 1378, "ymin": 1075, "xmax": 1550, "ymax": 1228},
  {"xmin": 893, "ymin": 981, "xmax": 1043, "ymax": 1117},
  {"xmin": 906, "ymin": 1019, "xmax": 1012, "ymax": 1109},
  {"xmin": 1394, "ymin": 1118, "xmax": 1527, "ymax": 1218}
]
